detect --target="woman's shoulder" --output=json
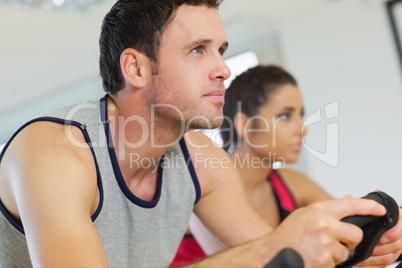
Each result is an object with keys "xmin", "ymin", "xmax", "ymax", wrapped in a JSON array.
[
  {"xmin": 276, "ymin": 168, "xmax": 311, "ymax": 184},
  {"xmin": 276, "ymin": 169, "xmax": 332, "ymax": 206}
]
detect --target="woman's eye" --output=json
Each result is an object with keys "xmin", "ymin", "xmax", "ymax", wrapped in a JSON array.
[
  {"xmin": 218, "ymin": 47, "xmax": 225, "ymax": 56},
  {"xmin": 277, "ymin": 113, "xmax": 290, "ymax": 120}
]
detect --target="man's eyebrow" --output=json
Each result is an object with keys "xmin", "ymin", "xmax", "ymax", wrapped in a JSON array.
[
  {"xmin": 184, "ymin": 39, "xmax": 212, "ymax": 50},
  {"xmin": 183, "ymin": 39, "xmax": 229, "ymax": 51}
]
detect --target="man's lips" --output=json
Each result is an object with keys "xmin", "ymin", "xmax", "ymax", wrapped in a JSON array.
[{"xmin": 203, "ymin": 90, "xmax": 225, "ymax": 103}]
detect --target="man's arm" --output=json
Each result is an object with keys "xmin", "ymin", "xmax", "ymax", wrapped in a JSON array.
[
  {"xmin": 184, "ymin": 132, "xmax": 271, "ymax": 247},
  {"xmin": 182, "ymin": 131, "xmax": 394, "ymax": 268},
  {"xmin": 0, "ymin": 122, "xmax": 109, "ymax": 267},
  {"xmin": 280, "ymin": 169, "xmax": 402, "ymax": 266}
]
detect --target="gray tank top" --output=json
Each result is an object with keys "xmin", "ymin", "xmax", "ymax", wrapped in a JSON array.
[{"xmin": 0, "ymin": 95, "xmax": 201, "ymax": 268}]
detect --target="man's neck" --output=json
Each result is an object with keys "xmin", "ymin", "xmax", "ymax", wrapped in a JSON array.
[{"xmin": 106, "ymin": 94, "xmax": 184, "ymax": 199}]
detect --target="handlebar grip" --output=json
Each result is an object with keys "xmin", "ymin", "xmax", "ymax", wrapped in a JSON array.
[{"xmin": 264, "ymin": 248, "xmax": 304, "ymax": 268}]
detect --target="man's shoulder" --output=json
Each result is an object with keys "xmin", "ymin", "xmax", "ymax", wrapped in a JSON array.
[
  {"xmin": 184, "ymin": 131, "xmax": 228, "ymax": 157},
  {"xmin": 183, "ymin": 131, "xmax": 237, "ymax": 197},
  {"xmin": 38, "ymin": 98, "xmax": 101, "ymax": 122},
  {"xmin": 0, "ymin": 119, "xmax": 98, "ymax": 222},
  {"xmin": 4, "ymin": 121, "xmax": 92, "ymax": 169}
]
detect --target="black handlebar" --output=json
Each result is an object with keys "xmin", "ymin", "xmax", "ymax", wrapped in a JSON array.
[{"xmin": 264, "ymin": 248, "xmax": 304, "ymax": 268}]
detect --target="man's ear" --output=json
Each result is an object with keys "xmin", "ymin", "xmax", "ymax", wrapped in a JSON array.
[
  {"xmin": 233, "ymin": 113, "xmax": 250, "ymax": 139},
  {"xmin": 120, "ymin": 48, "xmax": 152, "ymax": 88}
]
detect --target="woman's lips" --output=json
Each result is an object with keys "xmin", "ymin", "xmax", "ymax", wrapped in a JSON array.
[{"xmin": 291, "ymin": 143, "xmax": 302, "ymax": 151}]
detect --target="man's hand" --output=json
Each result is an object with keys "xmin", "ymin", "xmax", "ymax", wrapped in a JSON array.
[
  {"xmin": 353, "ymin": 207, "xmax": 402, "ymax": 267},
  {"xmin": 268, "ymin": 196, "xmax": 387, "ymax": 268}
]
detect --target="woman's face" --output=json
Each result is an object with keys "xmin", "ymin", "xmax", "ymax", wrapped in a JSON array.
[{"xmin": 245, "ymin": 84, "xmax": 307, "ymax": 164}]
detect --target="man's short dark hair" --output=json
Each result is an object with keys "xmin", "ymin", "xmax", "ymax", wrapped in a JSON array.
[{"xmin": 99, "ymin": 0, "xmax": 223, "ymax": 94}]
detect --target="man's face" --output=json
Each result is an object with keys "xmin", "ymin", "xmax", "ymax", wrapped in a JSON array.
[{"xmin": 149, "ymin": 4, "xmax": 231, "ymax": 130}]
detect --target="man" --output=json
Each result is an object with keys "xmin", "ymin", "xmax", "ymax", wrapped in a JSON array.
[{"xmin": 0, "ymin": 0, "xmax": 401, "ymax": 267}]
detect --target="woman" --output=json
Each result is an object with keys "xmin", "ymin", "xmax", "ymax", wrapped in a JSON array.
[
  {"xmin": 220, "ymin": 64, "xmax": 332, "ymax": 228},
  {"xmin": 171, "ymin": 65, "xmax": 332, "ymax": 265}
]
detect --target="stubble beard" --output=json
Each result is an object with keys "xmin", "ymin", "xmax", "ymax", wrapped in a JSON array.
[{"xmin": 148, "ymin": 67, "xmax": 224, "ymax": 133}]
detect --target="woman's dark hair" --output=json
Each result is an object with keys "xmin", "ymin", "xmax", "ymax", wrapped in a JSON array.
[
  {"xmin": 99, "ymin": 0, "xmax": 223, "ymax": 94},
  {"xmin": 220, "ymin": 65, "xmax": 298, "ymax": 151}
]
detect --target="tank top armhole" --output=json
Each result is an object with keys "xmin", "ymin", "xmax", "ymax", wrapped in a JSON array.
[
  {"xmin": 0, "ymin": 117, "xmax": 104, "ymax": 234},
  {"xmin": 179, "ymin": 138, "xmax": 201, "ymax": 204}
]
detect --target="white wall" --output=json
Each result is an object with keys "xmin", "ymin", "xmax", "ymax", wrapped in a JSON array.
[
  {"xmin": 0, "ymin": 2, "xmax": 112, "ymax": 144},
  {"xmin": 0, "ymin": 76, "xmax": 103, "ymax": 144},
  {"xmin": 277, "ymin": 0, "xmax": 402, "ymax": 203}
]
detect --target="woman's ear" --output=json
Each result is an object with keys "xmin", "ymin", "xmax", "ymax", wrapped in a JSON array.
[
  {"xmin": 233, "ymin": 113, "xmax": 250, "ymax": 140},
  {"xmin": 120, "ymin": 48, "xmax": 152, "ymax": 88}
]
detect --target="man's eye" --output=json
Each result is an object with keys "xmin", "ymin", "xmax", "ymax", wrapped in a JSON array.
[{"xmin": 191, "ymin": 46, "xmax": 202, "ymax": 53}]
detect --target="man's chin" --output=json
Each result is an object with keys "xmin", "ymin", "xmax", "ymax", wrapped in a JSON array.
[{"xmin": 189, "ymin": 118, "xmax": 223, "ymax": 130}]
